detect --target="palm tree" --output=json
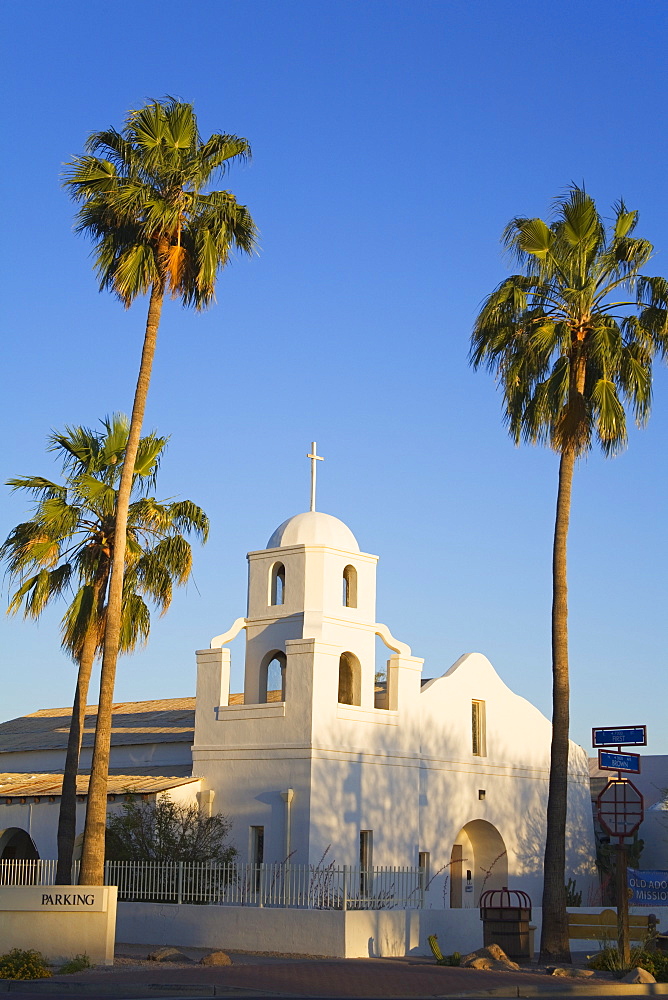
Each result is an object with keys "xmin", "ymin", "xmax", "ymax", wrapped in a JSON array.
[
  {"xmin": 470, "ymin": 186, "xmax": 667, "ymax": 961},
  {"xmin": 1, "ymin": 415, "xmax": 209, "ymax": 883},
  {"xmin": 63, "ymin": 98, "xmax": 256, "ymax": 883}
]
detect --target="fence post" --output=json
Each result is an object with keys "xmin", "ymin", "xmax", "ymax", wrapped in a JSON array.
[
  {"xmin": 259, "ymin": 863, "xmax": 265, "ymax": 907},
  {"xmin": 343, "ymin": 865, "xmax": 349, "ymax": 911},
  {"xmin": 177, "ymin": 862, "xmax": 183, "ymax": 905},
  {"xmin": 419, "ymin": 864, "xmax": 425, "ymax": 909}
]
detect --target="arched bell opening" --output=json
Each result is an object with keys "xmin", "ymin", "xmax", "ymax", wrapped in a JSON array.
[
  {"xmin": 260, "ymin": 650, "xmax": 286, "ymax": 702},
  {"xmin": 342, "ymin": 565, "xmax": 357, "ymax": 608},
  {"xmin": 338, "ymin": 651, "xmax": 361, "ymax": 706},
  {"xmin": 269, "ymin": 562, "xmax": 285, "ymax": 606},
  {"xmin": 449, "ymin": 819, "xmax": 507, "ymax": 908}
]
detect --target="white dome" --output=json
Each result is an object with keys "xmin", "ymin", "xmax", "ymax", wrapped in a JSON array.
[{"xmin": 266, "ymin": 511, "xmax": 359, "ymax": 551}]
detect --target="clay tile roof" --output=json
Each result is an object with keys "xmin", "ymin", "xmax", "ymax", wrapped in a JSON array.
[
  {"xmin": 0, "ymin": 693, "xmax": 242, "ymax": 755},
  {"xmin": 0, "ymin": 772, "xmax": 200, "ymax": 798}
]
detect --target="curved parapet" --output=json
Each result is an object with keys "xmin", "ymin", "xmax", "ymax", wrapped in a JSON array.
[
  {"xmin": 374, "ymin": 622, "xmax": 411, "ymax": 657},
  {"xmin": 210, "ymin": 617, "xmax": 247, "ymax": 649}
]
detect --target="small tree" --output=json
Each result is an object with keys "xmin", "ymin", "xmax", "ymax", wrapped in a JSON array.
[{"xmin": 105, "ymin": 794, "xmax": 236, "ymax": 864}]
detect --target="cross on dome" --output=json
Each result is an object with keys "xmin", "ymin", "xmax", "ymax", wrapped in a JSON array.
[{"xmin": 307, "ymin": 441, "xmax": 324, "ymax": 512}]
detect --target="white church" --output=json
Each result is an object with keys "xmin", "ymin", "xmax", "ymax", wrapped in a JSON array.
[{"xmin": 0, "ymin": 454, "xmax": 598, "ymax": 908}]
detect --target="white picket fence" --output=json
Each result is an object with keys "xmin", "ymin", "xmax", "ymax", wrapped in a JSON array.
[{"xmin": 0, "ymin": 859, "xmax": 424, "ymax": 909}]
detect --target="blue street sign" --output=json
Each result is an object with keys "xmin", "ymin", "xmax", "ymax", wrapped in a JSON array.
[
  {"xmin": 598, "ymin": 750, "xmax": 641, "ymax": 774},
  {"xmin": 592, "ymin": 726, "xmax": 647, "ymax": 747},
  {"xmin": 628, "ymin": 869, "xmax": 668, "ymax": 905}
]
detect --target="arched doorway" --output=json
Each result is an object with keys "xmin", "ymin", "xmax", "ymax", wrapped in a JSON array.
[
  {"xmin": 0, "ymin": 827, "xmax": 39, "ymax": 861},
  {"xmin": 450, "ymin": 820, "xmax": 507, "ymax": 908}
]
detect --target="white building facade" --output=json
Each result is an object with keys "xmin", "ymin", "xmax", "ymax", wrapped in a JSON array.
[{"xmin": 192, "ymin": 509, "xmax": 597, "ymax": 907}]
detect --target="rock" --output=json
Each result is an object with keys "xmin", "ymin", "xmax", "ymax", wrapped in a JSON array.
[
  {"xmin": 466, "ymin": 956, "xmax": 516, "ymax": 970},
  {"xmin": 147, "ymin": 947, "xmax": 193, "ymax": 963},
  {"xmin": 199, "ymin": 950, "xmax": 232, "ymax": 966},
  {"xmin": 620, "ymin": 967, "xmax": 657, "ymax": 984},
  {"xmin": 461, "ymin": 945, "xmax": 520, "ymax": 971},
  {"xmin": 547, "ymin": 967, "xmax": 595, "ymax": 978}
]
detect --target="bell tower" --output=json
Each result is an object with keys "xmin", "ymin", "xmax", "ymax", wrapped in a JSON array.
[
  {"xmin": 243, "ymin": 508, "xmax": 380, "ymax": 707},
  {"xmin": 194, "ymin": 444, "xmax": 423, "ymax": 777},
  {"xmin": 192, "ymin": 445, "xmax": 423, "ymax": 867}
]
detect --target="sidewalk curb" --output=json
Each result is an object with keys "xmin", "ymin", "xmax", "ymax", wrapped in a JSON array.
[
  {"xmin": 0, "ymin": 986, "xmax": 298, "ymax": 998},
  {"xmin": 435, "ymin": 986, "xmax": 668, "ymax": 998}
]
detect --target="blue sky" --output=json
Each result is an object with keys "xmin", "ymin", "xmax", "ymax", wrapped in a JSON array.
[{"xmin": 2, "ymin": 0, "xmax": 667, "ymax": 757}]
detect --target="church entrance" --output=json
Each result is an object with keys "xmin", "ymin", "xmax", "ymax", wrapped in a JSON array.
[
  {"xmin": 449, "ymin": 820, "xmax": 507, "ymax": 908},
  {"xmin": 0, "ymin": 827, "xmax": 39, "ymax": 861}
]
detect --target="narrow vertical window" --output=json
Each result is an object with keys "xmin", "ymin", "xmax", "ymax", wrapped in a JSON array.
[
  {"xmin": 342, "ymin": 565, "xmax": 357, "ymax": 608},
  {"xmin": 472, "ymin": 699, "xmax": 486, "ymax": 756},
  {"xmin": 418, "ymin": 851, "xmax": 430, "ymax": 886},
  {"xmin": 360, "ymin": 830, "xmax": 373, "ymax": 896},
  {"xmin": 270, "ymin": 562, "xmax": 285, "ymax": 606},
  {"xmin": 250, "ymin": 825, "xmax": 264, "ymax": 890},
  {"xmin": 450, "ymin": 843, "xmax": 463, "ymax": 908}
]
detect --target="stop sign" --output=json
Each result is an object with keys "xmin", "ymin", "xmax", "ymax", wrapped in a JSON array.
[{"xmin": 597, "ymin": 779, "xmax": 644, "ymax": 838}]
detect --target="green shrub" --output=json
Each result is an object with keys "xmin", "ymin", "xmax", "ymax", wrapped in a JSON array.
[
  {"xmin": 631, "ymin": 951, "xmax": 668, "ymax": 982},
  {"xmin": 59, "ymin": 954, "xmax": 92, "ymax": 975},
  {"xmin": 0, "ymin": 948, "xmax": 52, "ymax": 980},
  {"xmin": 587, "ymin": 946, "xmax": 668, "ymax": 981}
]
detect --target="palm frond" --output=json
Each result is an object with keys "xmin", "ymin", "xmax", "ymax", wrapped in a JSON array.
[
  {"xmin": 64, "ymin": 97, "xmax": 256, "ymax": 310},
  {"xmin": 471, "ymin": 184, "xmax": 667, "ymax": 459},
  {"xmin": 591, "ymin": 379, "xmax": 627, "ymax": 454}
]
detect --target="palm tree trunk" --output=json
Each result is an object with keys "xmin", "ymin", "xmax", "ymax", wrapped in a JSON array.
[
  {"xmin": 55, "ymin": 631, "xmax": 97, "ymax": 884},
  {"xmin": 540, "ymin": 447, "xmax": 576, "ymax": 962},
  {"xmin": 79, "ymin": 281, "xmax": 164, "ymax": 885}
]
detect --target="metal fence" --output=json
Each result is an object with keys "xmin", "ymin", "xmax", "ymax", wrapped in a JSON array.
[{"xmin": 0, "ymin": 859, "xmax": 424, "ymax": 909}]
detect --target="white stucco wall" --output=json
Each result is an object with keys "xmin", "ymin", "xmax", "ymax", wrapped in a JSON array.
[
  {"xmin": 193, "ymin": 635, "xmax": 596, "ymax": 904},
  {"xmin": 640, "ymin": 802, "xmax": 668, "ymax": 869},
  {"xmin": 0, "ymin": 885, "xmax": 117, "ymax": 965},
  {"xmin": 116, "ymin": 902, "xmax": 668, "ymax": 959}
]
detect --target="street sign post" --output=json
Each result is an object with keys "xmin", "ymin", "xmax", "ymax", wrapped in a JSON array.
[
  {"xmin": 597, "ymin": 779, "xmax": 645, "ymax": 968},
  {"xmin": 592, "ymin": 726, "xmax": 647, "ymax": 747},
  {"xmin": 597, "ymin": 750, "xmax": 641, "ymax": 775}
]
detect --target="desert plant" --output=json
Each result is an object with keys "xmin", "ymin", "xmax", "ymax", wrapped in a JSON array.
[
  {"xmin": 565, "ymin": 877, "xmax": 582, "ymax": 906},
  {"xmin": 59, "ymin": 954, "xmax": 92, "ymax": 975},
  {"xmin": 442, "ymin": 951, "xmax": 462, "ymax": 966},
  {"xmin": 0, "ymin": 949, "xmax": 52, "ymax": 980},
  {"xmin": 587, "ymin": 946, "xmax": 668, "ymax": 981}
]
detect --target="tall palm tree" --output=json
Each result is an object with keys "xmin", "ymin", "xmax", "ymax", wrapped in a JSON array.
[
  {"xmin": 63, "ymin": 99, "xmax": 256, "ymax": 883},
  {"xmin": 1, "ymin": 415, "xmax": 209, "ymax": 883},
  {"xmin": 470, "ymin": 186, "xmax": 667, "ymax": 961}
]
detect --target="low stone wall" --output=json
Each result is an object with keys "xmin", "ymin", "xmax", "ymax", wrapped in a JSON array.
[
  {"xmin": 116, "ymin": 903, "xmax": 483, "ymax": 958},
  {"xmin": 118, "ymin": 903, "xmax": 348, "ymax": 957},
  {"xmin": 117, "ymin": 903, "xmax": 668, "ymax": 959}
]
